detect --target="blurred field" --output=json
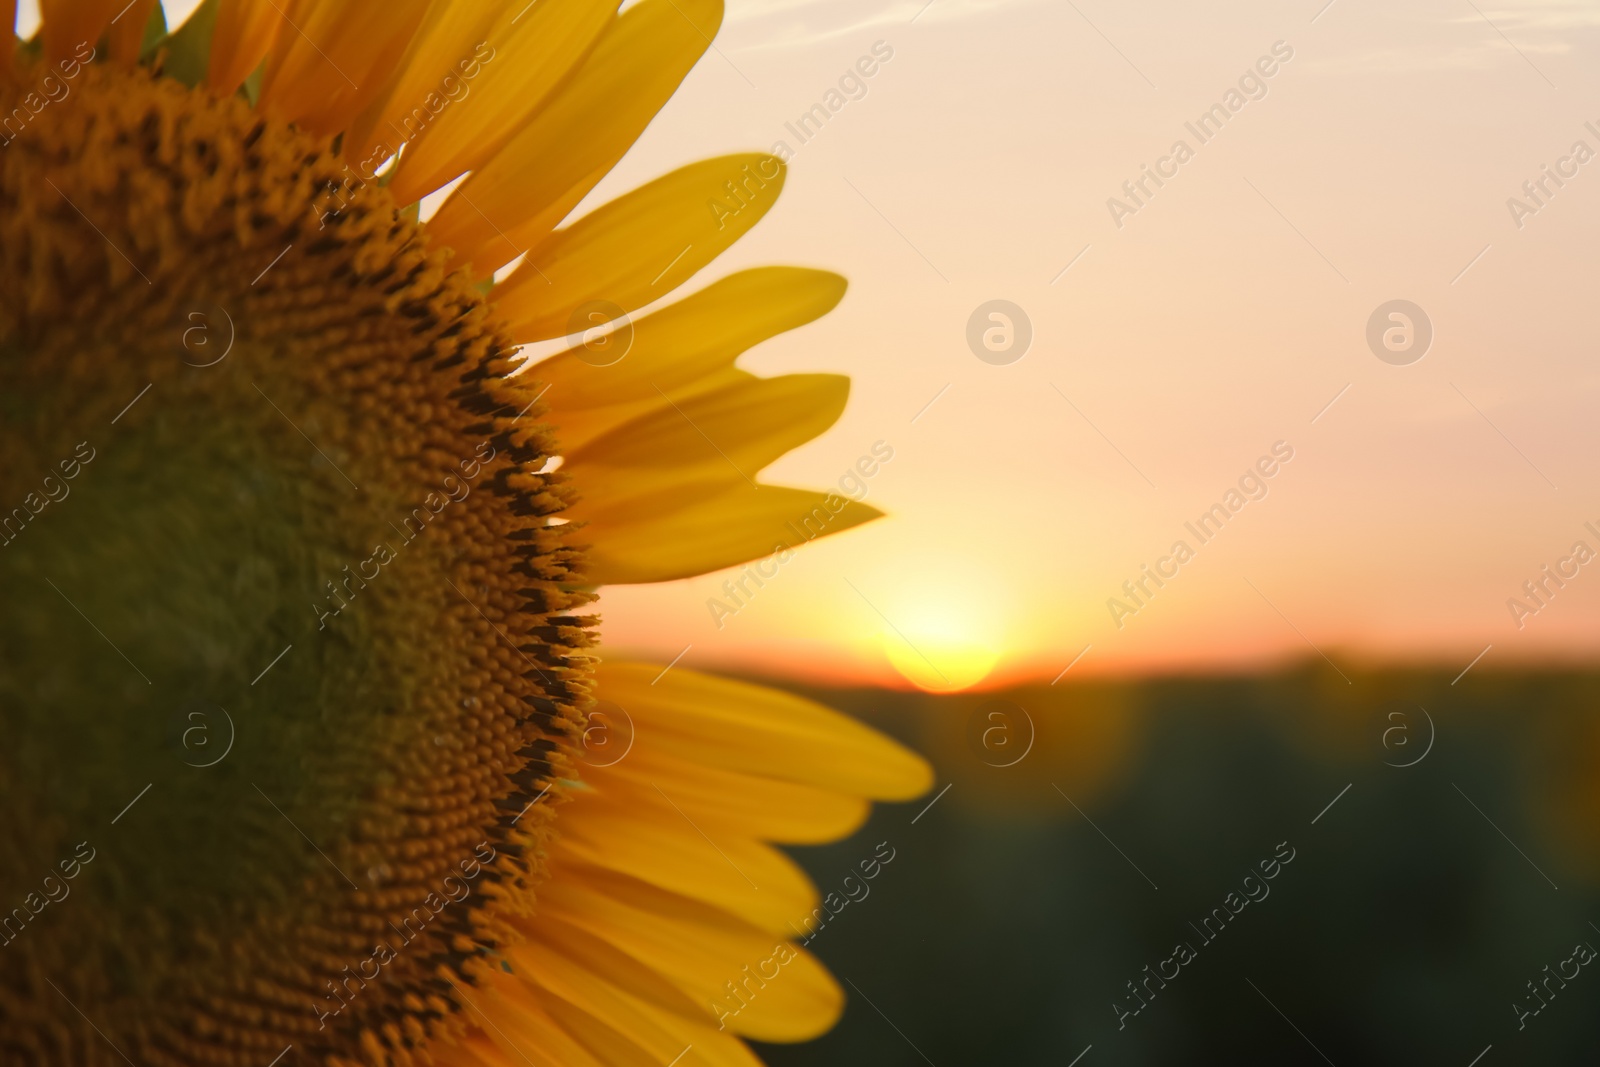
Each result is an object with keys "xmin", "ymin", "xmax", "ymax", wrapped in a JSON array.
[{"xmin": 749, "ymin": 664, "xmax": 1600, "ymax": 1066}]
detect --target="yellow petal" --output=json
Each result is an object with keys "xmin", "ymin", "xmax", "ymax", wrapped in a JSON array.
[
  {"xmin": 555, "ymin": 804, "xmax": 820, "ymax": 932},
  {"xmin": 39, "ymin": 0, "xmax": 120, "ymax": 63},
  {"xmin": 343, "ymin": 0, "xmax": 503, "ymax": 170},
  {"xmin": 448, "ymin": 1034, "xmax": 525, "ymax": 1067},
  {"xmin": 425, "ymin": 0, "xmax": 723, "ymax": 275},
  {"xmin": 540, "ymin": 869, "xmax": 844, "ymax": 1040},
  {"xmin": 471, "ymin": 971, "xmax": 608, "ymax": 1067},
  {"xmin": 528, "ymin": 917, "xmax": 711, "ymax": 1025},
  {"xmin": 559, "ymin": 370, "xmax": 872, "ymax": 584},
  {"xmin": 493, "ymin": 153, "xmax": 786, "ymax": 343},
  {"xmin": 107, "ymin": 0, "xmax": 156, "ymax": 64},
  {"xmin": 0, "ymin": 0, "xmax": 16, "ymax": 80},
  {"xmin": 566, "ymin": 372, "xmax": 850, "ymax": 502},
  {"xmin": 610, "ymin": 991, "xmax": 768, "ymax": 1066},
  {"xmin": 530, "ymin": 267, "xmax": 846, "ymax": 453},
  {"xmin": 514, "ymin": 944, "xmax": 700, "ymax": 1064},
  {"xmin": 520, "ymin": 930, "xmax": 775, "ymax": 1063},
  {"xmin": 385, "ymin": 0, "xmax": 616, "ymax": 206},
  {"xmin": 595, "ymin": 662, "xmax": 933, "ymax": 799},
  {"xmin": 207, "ymin": 0, "xmax": 282, "ymax": 95},
  {"xmin": 577, "ymin": 482, "xmax": 883, "ymax": 586},
  {"xmin": 583, "ymin": 748, "xmax": 870, "ymax": 844},
  {"xmin": 254, "ymin": 0, "xmax": 432, "ymax": 135}
]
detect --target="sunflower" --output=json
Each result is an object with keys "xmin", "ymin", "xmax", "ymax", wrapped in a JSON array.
[{"xmin": 0, "ymin": 3, "xmax": 932, "ymax": 1065}]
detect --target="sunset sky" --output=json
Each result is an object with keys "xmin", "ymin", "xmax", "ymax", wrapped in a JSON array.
[{"xmin": 52, "ymin": 0, "xmax": 1600, "ymax": 689}]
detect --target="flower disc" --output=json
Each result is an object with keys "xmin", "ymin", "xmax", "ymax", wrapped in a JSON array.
[{"xmin": 0, "ymin": 63, "xmax": 591, "ymax": 1066}]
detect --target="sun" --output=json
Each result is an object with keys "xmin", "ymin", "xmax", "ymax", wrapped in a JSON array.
[
  {"xmin": 880, "ymin": 607, "xmax": 1000, "ymax": 692},
  {"xmin": 885, "ymin": 634, "xmax": 999, "ymax": 692}
]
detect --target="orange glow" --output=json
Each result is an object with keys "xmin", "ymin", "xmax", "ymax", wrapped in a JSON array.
[
  {"xmin": 537, "ymin": 2, "xmax": 1600, "ymax": 687},
  {"xmin": 883, "ymin": 633, "xmax": 999, "ymax": 693}
]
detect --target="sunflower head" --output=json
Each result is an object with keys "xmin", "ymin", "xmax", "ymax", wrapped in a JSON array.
[
  {"xmin": 0, "ymin": 4, "xmax": 928, "ymax": 1065},
  {"xmin": 1, "ymin": 30, "xmax": 591, "ymax": 1067}
]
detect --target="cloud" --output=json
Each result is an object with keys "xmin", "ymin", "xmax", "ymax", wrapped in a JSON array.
[
  {"xmin": 1306, "ymin": 5, "xmax": 1576, "ymax": 76},
  {"xmin": 723, "ymin": 0, "xmax": 1044, "ymax": 51},
  {"xmin": 1308, "ymin": 38, "xmax": 1569, "ymax": 75},
  {"xmin": 1456, "ymin": 1, "xmax": 1600, "ymax": 30}
]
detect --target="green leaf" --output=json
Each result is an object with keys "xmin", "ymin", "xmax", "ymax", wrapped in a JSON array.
[
  {"xmin": 158, "ymin": 0, "xmax": 218, "ymax": 88},
  {"xmin": 243, "ymin": 62, "xmax": 263, "ymax": 105},
  {"xmin": 137, "ymin": 1, "xmax": 168, "ymax": 61}
]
